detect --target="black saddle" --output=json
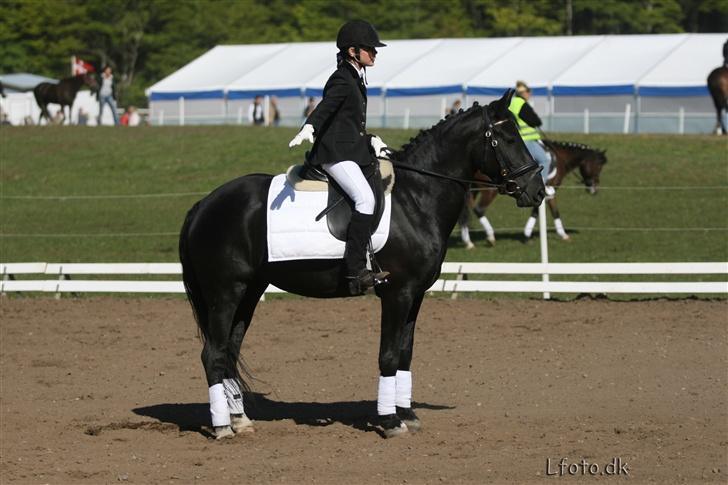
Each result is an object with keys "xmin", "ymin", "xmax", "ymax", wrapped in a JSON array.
[{"xmin": 298, "ymin": 161, "xmax": 387, "ymax": 242}]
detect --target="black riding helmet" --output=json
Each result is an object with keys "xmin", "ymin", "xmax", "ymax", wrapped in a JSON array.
[{"xmin": 336, "ymin": 20, "xmax": 387, "ymax": 50}]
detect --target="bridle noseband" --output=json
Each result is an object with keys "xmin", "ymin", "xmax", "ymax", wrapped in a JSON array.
[
  {"xmin": 389, "ymin": 106, "xmax": 540, "ymax": 196},
  {"xmin": 482, "ymin": 110, "xmax": 541, "ymax": 195}
]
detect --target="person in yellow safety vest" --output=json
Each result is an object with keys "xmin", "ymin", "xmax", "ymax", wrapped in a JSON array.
[{"xmin": 508, "ymin": 81, "xmax": 554, "ymax": 196}]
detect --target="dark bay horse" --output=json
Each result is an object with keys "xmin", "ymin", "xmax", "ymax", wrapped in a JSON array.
[
  {"xmin": 707, "ymin": 66, "xmax": 728, "ymax": 135},
  {"xmin": 460, "ymin": 139, "xmax": 606, "ymax": 247},
  {"xmin": 178, "ymin": 90, "xmax": 544, "ymax": 439},
  {"xmin": 33, "ymin": 73, "xmax": 97, "ymax": 125}
]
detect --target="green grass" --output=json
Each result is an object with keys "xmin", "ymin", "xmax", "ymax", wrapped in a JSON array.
[{"xmin": 1, "ymin": 126, "xmax": 727, "ymax": 267}]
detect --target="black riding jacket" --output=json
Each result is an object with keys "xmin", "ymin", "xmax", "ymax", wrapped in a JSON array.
[{"xmin": 305, "ymin": 62, "xmax": 375, "ymax": 167}]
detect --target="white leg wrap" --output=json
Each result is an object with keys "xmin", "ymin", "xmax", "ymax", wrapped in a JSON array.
[
  {"xmin": 209, "ymin": 383, "xmax": 231, "ymax": 427},
  {"xmin": 460, "ymin": 225, "xmax": 471, "ymax": 244},
  {"xmin": 395, "ymin": 370, "xmax": 412, "ymax": 408},
  {"xmin": 479, "ymin": 216, "xmax": 495, "ymax": 239},
  {"xmin": 377, "ymin": 376, "xmax": 397, "ymax": 416},
  {"xmin": 524, "ymin": 216, "xmax": 537, "ymax": 238},
  {"xmin": 554, "ymin": 218, "xmax": 568, "ymax": 238},
  {"xmin": 223, "ymin": 378, "xmax": 245, "ymax": 415}
]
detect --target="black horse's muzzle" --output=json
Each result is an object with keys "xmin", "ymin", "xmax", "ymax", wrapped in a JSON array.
[{"xmin": 499, "ymin": 164, "xmax": 545, "ymax": 207}]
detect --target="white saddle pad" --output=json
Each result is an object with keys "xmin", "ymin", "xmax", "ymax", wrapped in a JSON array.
[{"xmin": 266, "ymin": 174, "xmax": 392, "ymax": 262}]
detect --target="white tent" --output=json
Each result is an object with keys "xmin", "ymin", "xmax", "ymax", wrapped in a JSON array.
[{"xmin": 147, "ymin": 34, "xmax": 725, "ymax": 133}]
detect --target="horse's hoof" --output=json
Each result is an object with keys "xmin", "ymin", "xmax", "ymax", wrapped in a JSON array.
[
  {"xmin": 465, "ymin": 241, "xmax": 475, "ymax": 250},
  {"xmin": 214, "ymin": 425, "xmax": 234, "ymax": 440},
  {"xmin": 379, "ymin": 414, "xmax": 408, "ymax": 438},
  {"xmin": 486, "ymin": 236, "xmax": 496, "ymax": 247},
  {"xmin": 396, "ymin": 407, "xmax": 421, "ymax": 432},
  {"xmin": 561, "ymin": 234, "xmax": 571, "ymax": 242},
  {"xmin": 231, "ymin": 414, "xmax": 255, "ymax": 433}
]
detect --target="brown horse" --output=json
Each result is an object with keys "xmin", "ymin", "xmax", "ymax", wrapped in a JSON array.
[
  {"xmin": 459, "ymin": 139, "xmax": 607, "ymax": 246},
  {"xmin": 33, "ymin": 73, "xmax": 97, "ymax": 125},
  {"xmin": 707, "ymin": 66, "xmax": 728, "ymax": 135}
]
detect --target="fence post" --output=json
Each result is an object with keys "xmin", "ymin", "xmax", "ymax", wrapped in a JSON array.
[
  {"xmin": 678, "ymin": 107, "xmax": 685, "ymax": 135},
  {"xmin": 539, "ymin": 201, "xmax": 550, "ymax": 300},
  {"xmin": 623, "ymin": 103, "xmax": 631, "ymax": 134},
  {"xmin": 583, "ymin": 108, "xmax": 590, "ymax": 134},
  {"xmin": 403, "ymin": 108, "xmax": 410, "ymax": 130},
  {"xmin": 55, "ymin": 265, "xmax": 64, "ymax": 300},
  {"xmin": 237, "ymin": 106, "xmax": 243, "ymax": 125},
  {"xmin": 158, "ymin": 109, "xmax": 164, "ymax": 126},
  {"xmin": 178, "ymin": 97, "xmax": 185, "ymax": 126}
]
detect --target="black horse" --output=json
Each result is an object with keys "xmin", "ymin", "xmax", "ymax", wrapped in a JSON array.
[
  {"xmin": 707, "ymin": 66, "xmax": 728, "ymax": 135},
  {"xmin": 459, "ymin": 139, "xmax": 607, "ymax": 246},
  {"xmin": 33, "ymin": 73, "xmax": 97, "ymax": 125},
  {"xmin": 178, "ymin": 90, "xmax": 544, "ymax": 439}
]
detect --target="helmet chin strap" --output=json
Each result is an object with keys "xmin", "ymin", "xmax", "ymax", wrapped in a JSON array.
[{"xmin": 350, "ymin": 47, "xmax": 368, "ymax": 85}]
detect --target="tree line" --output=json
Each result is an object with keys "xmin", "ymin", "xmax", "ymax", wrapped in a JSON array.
[{"xmin": 1, "ymin": 0, "xmax": 726, "ymax": 106}]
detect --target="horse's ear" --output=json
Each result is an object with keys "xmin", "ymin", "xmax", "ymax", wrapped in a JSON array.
[{"xmin": 498, "ymin": 89, "xmax": 515, "ymax": 117}]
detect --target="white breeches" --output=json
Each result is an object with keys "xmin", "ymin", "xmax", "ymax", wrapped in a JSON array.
[{"xmin": 322, "ymin": 160, "xmax": 375, "ymax": 215}]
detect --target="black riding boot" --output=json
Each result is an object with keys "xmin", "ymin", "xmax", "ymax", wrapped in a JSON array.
[{"xmin": 344, "ymin": 211, "xmax": 389, "ymax": 295}]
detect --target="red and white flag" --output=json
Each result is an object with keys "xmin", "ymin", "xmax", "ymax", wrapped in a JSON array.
[{"xmin": 71, "ymin": 56, "xmax": 95, "ymax": 75}]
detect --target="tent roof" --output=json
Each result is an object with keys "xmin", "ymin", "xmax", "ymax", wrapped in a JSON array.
[
  {"xmin": 551, "ymin": 34, "xmax": 688, "ymax": 95},
  {"xmin": 0, "ymin": 72, "xmax": 57, "ymax": 92},
  {"xmin": 639, "ymin": 33, "xmax": 726, "ymax": 96},
  {"xmin": 466, "ymin": 35, "xmax": 604, "ymax": 96},
  {"xmin": 147, "ymin": 34, "xmax": 726, "ymax": 100}
]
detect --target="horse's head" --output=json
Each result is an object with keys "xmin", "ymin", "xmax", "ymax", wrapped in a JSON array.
[
  {"xmin": 579, "ymin": 149, "xmax": 607, "ymax": 195},
  {"xmin": 82, "ymin": 73, "xmax": 98, "ymax": 91},
  {"xmin": 479, "ymin": 90, "xmax": 545, "ymax": 207}
]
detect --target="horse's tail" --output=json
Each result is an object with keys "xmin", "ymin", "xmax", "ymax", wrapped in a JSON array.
[
  {"xmin": 179, "ymin": 201, "xmax": 208, "ymax": 343},
  {"xmin": 178, "ymin": 200, "xmax": 255, "ymax": 394}
]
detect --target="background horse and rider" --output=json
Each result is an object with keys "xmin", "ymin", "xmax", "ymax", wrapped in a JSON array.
[
  {"xmin": 33, "ymin": 73, "xmax": 97, "ymax": 125},
  {"xmin": 459, "ymin": 138, "xmax": 607, "ymax": 247},
  {"xmin": 707, "ymin": 65, "xmax": 728, "ymax": 135},
  {"xmin": 178, "ymin": 91, "xmax": 544, "ymax": 439}
]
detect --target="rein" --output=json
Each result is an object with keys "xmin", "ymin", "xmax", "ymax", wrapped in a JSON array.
[{"xmin": 388, "ymin": 112, "xmax": 540, "ymax": 195}]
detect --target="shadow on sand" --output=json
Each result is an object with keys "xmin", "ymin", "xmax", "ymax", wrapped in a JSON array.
[{"xmin": 134, "ymin": 393, "xmax": 454, "ymax": 439}]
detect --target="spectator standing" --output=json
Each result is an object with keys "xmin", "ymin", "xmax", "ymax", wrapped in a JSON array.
[
  {"xmin": 270, "ymin": 96, "xmax": 281, "ymax": 126},
  {"xmin": 97, "ymin": 66, "xmax": 119, "ymax": 125},
  {"xmin": 449, "ymin": 99, "xmax": 461, "ymax": 116},
  {"xmin": 303, "ymin": 97, "xmax": 316, "ymax": 119},
  {"xmin": 248, "ymin": 95, "xmax": 264, "ymax": 125}
]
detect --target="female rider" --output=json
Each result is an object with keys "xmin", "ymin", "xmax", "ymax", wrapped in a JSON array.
[{"xmin": 289, "ymin": 20, "xmax": 389, "ymax": 295}]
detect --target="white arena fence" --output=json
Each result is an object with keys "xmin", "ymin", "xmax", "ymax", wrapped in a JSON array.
[{"xmin": 2, "ymin": 262, "xmax": 726, "ymax": 299}]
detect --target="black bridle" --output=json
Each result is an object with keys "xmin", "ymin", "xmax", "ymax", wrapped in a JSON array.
[{"xmin": 389, "ymin": 106, "xmax": 540, "ymax": 195}]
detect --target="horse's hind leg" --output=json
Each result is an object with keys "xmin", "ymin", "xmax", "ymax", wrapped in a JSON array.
[
  {"xmin": 548, "ymin": 199, "xmax": 570, "ymax": 241},
  {"xmin": 225, "ymin": 280, "xmax": 267, "ymax": 434},
  {"xmin": 201, "ymin": 285, "xmax": 246, "ymax": 439}
]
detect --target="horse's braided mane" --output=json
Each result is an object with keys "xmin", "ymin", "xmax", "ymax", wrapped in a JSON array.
[
  {"xmin": 391, "ymin": 103, "xmax": 482, "ymax": 161},
  {"xmin": 548, "ymin": 139, "xmax": 601, "ymax": 153}
]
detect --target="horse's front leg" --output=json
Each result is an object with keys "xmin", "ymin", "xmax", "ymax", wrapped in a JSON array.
[
  {"xmin": 394, "ymin": 293, "xmax": 424, "ymax": 432},
  {"xmin": 377, "ymin": 290, "xmax": 417, "ymax": 438}
]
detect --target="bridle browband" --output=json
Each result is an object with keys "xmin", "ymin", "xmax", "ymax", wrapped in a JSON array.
[{"xmin": 389, "ymin": 107, "xmax": 540, "ymax": 195}]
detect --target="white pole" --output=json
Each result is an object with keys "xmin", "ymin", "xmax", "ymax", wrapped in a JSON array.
[
  {"xmin": 441, "ymin": 97, "xmax": 447, "ymax": 118},
  {"xmin": 237, "ymin": 106, "xmax": 243, "ymax": 125},
  {"xmin": 678, "ymin": 107, "xmax": 685, "ymax": 135},
  {"xmin": 403, "ymin": 108, "xmax": 410, "ymax": 129},
  {"xmin": 179, "ymin": 97, "xmax": 185, "ymax": 126},
  {"xmin": 539, "ymin": 200, "xmax": 550, "ymax": 300},
  {"xmin": 583, "ymin": 108, "xmax": 589, "ymax": 134},
  {"xmin": 158, "ymin": 109, "xmax": 164, "ymax": 126},
  {"xmin": 623, "ymin": 103, "xmax": 631, "ymax": 134}
]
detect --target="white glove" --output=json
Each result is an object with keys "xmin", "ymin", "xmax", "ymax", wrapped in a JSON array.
[
  {"xmin": 288, "ymin": 124, "xmax": 314, "ymax": 148},
  {"xmin": 370, "ymin": 135, "xmax": 388, "ymax": 157}
]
